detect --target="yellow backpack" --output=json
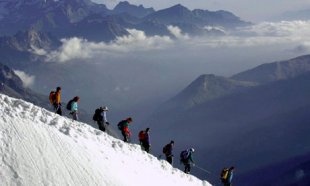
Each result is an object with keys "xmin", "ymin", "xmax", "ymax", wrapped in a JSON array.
[{"xmin": 220, "ymin": 168, "xmax": 229, "ymax": 182}]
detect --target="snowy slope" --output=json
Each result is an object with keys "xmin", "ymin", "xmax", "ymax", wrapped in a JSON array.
[{"xmin": 0, "ymin": 94, "xmax": 211, "ymax": 186}]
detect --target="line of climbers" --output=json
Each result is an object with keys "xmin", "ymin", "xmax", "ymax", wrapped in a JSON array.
[{"xmin": 49, "ymin": 86, "xmax": 234, "ymax": 186}]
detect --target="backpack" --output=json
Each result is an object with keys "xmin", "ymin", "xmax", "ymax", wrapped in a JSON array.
[
  {"xmin": 66, "ymin": 99, "xmax": 74, "ymax": 110},
  {"xmin": 138, "ymin": 130, "xmax": 145, "ymax": 141},
  {"xmin": 49, "ymin": 91, "xmax": 56, "ymax": 105},
  {"xmin": 117, "ymin": 120, "xmax": 125, "ymax": 130},
  {"xmin": 163, "ymin": 144, "xmax": 169, "ymax": 154},
  {"xmin": 180, "ymin": 150, "xmax": 189, "ymax": 161},
  {"xmin": 220, "ymin": 168, "xmax": 229, "ymax": 182},
  {"xmin": 92, "ymin": 108, "xmax": 101, "ymax": 121}
]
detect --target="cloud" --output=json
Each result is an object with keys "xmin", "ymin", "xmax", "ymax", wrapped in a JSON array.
[
  {"xmin": 290, "ymin": 42, "xmax": 310, "ymax": 53},
  {"xmin": 240, "ymin": 20, "xmax": 310, "ymax": 37},
  {"xmin": 14, "ymin": 70, "xmax": 35, "ymax": 88},
  {"xmin": 44, "ymin": 21, "xmax": 310, "ymax": 63},
  {"xmin": 189, "ymin": 20, "xmax": 310, "ymax": 48},
  {"xmin": 113, "ymin": 86, "xmax": 131, "ymax": 92},
  {"xmin": 114, "ymin": 29, "xmax": 173, "ymax": 48},
  {"xmin": 204, "ymin": 26, "xmax": 227, "ymax": 34},
  {"xmin": 46, "ymin": 29, "xmax": 174, "ymax": 63},
  {"xmin": 167, "ymin": 25, "xmax": 189, "ymax": 40},
  {"xmin": 29, "ymin": 45, "xmax": 48, "ymax": 56},
  {"xmin": 46, "ymin": 37, "xmax": 92, "ymax": 62},
  {"xmin": 92, "ymin": 0, "xmax": 119, "ymax": 9}
]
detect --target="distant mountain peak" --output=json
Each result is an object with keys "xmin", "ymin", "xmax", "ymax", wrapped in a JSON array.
[
  {"xmin": 113, "ymin": 1, "xmax": 154, "ymax": 18},
  {"xmin": 117, "ymin": 1, "xmax": 130, "ymax": 6},
  {"xmin": 166, "ymin": 4, "xmax": 190, "ymax": 12},
  {"xmin": 163, "ymin": 74, "xmax": 255, "ymax": 110},
  {"xmin": 116, "ymin": 1, "xmax": 147, "ymax": 9}
]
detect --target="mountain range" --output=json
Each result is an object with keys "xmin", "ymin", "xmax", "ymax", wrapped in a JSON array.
[
  {"xmin": 0, "ymin": 0, "xmax": 250, "ymax": 41},
  {"xmin": 0, "ymin": 0, "xmax": 252, "ymax": 118},
  {"xmin": 145, "ymin": 54, "xmax": 310, "ymax": 184},
  {"xmin": 232, "ymin": 54, "xmax": 310, "ymax": 84},
  {"xmin": 1, "ymin": 1, "xmax": 308, "ymax": 185},
  {"xmin": 0, "ymin": 0, "xmax": 251, "ymax": 126}
]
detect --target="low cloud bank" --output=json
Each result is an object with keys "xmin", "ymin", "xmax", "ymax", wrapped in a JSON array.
[
  {"xmin": 45, "ymin": 29, "xmax": 173, "ymax": 63},
  {"xmin": 41, "ymin": 21, "xmax": 310, "ymax": 63}
]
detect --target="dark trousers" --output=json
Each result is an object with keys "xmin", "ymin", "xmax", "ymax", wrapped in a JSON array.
[
  {"xmin": 184, "ymin": 163, "xmax": 191, "ymax": 173},
  {"xmin": 182, "ymin": 159, "xmax": 191, "ymax": 173},
  {"xmin": 97, "ymin": 120, "xmax": 105, "ymax": 132},
  {"xmin": 221, "ymin": 178, "xmax": 232, "ymax": 186},
  {"xmin": 122, "ymin": 131, "xmax": 129, "ymax": 142},
  {"xmin": 166, "ymin": 156, "xmax": 173, "ymax": 165},
  {"xmin": 72, "ymin": 111, "xmax": 78, "ymax": 121},
  {"xmin": 142, "ymin": 141, "xmax": 150, "ymax": 153},
  {"xmin": 54, "ymin": 104, "xmax": 62, "ymax": 116},
  {"xmin": 139, "ymin": 140, "xmax": 144, "ymax": 150}
]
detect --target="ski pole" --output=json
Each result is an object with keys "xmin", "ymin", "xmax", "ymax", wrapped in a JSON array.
[{"xmin": 194, "ymin": 164, "xmax": 211, "ymax": 174}]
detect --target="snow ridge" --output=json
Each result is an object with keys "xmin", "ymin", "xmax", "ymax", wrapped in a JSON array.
[{"xmin": 0, "ymin": 94, "xmax": 211, "ymax": 186}]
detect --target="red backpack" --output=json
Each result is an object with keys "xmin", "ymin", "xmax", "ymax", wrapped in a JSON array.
[
  {"xmin": 163, "ymin": 144, "xmax": 169, "ymax": 154},
  {"xmin": 49, "ymin": 91, "xmax": 56, "ymax": 105},
  {"xmin": 138, "ymin": 130, "xmax": 145, "ymax": 141}
]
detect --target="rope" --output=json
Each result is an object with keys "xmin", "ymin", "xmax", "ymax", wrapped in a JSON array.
[{"xmin": 194, "ymin": 164, "xmax": 211, "ymax": 174}]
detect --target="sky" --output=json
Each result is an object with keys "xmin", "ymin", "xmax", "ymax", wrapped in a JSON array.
[
  {"xmin": 0, "ymin": 93, "xmax": 211, "ymax": 186},
  {"xmin": 93, "ymin": 0, "xmax": 310, "ymax": 22}
]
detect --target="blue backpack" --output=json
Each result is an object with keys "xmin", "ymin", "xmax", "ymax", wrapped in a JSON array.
[
  {"xmin": 66, "ymin": 99, "xmax": 74, "ymax": 110},
  {"xmin": 180, "ymin": 150, "xmax": 189, "ymax": 161}
]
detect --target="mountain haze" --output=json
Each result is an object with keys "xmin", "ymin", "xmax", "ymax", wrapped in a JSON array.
[
  {"xmin": 145, "ymin": 55, "xmax": 310, "ymax": 183},
  {"xmin": 159, "ymin": 74, "xmax": 256, "ymax": 111},
  {"xmin": 232, "ymin": 54, "xmax": 310, "ymax": 84},
  {"xmin": 237, "ymin": 152, "xmax": 310, "ymax": 185}
]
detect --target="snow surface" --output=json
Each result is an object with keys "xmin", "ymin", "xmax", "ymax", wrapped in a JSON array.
[{"xmin": 0, "ymin": 94, "xmax": 211, "ymax": 186}]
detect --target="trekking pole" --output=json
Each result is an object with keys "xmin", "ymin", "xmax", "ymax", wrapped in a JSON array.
[{"xmin": 194, "ymin": 164, "xmax": 211, "ymax": 174}]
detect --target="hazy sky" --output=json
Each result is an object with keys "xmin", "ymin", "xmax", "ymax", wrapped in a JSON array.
[{"xmin": 93, "ymin": 0, "xmax": 310, "ymax": 22}]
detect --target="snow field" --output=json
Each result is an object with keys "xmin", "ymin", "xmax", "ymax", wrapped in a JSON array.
[{"xmin": 0, "ymin": 94, "xmax": 211, "ymax": 186}]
